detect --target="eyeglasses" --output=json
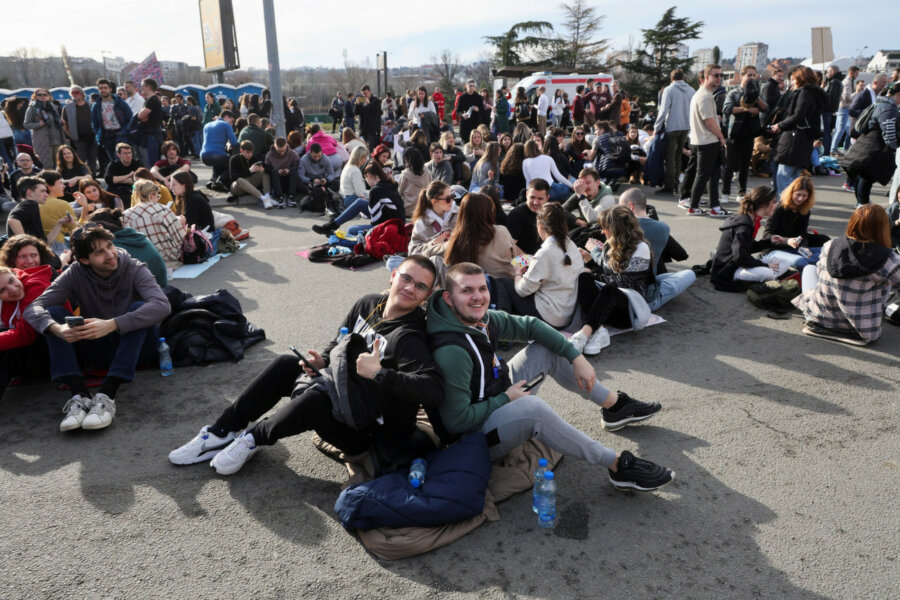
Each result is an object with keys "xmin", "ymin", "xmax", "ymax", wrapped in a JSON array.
[
  {"xmin": 397, "ymin": 272, "xmax": 431, "ymax": 293},
  {"xmin": 575, "ymin": 132, "xmax": 584, "ymax": 137},
  {"xmin": 71, "ymin": 222, "xmax": 102, "ymax": 242},
  {"xmin": 709, "ymin": 73, "xmax": 723, "ymax": 79},
  {"xmin": 36, "ymin": 93, "xmax": 49, "ymax": 98}
]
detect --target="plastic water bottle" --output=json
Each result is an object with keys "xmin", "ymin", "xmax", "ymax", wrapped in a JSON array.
[
  {"xmin": 158, "ymin": 337, "xmax": 173, "ymax": 377},
  {"xmin": 536, "ymin": 471, "xmax": 557, "ymax": 528},
  {"xmin": 532, "ymin": 458, "xmax": 549, "ymax": 513},
  {"xmin": 408, "ymin": 458, "xmax": 427, "ymax": 489},
  {"xmin": 337, "ymin": 326, "xmax": 349, "ymax": 341},
  {"xmin": 328, "ymin": 245, "xmax": 351, "ymax": 256}
]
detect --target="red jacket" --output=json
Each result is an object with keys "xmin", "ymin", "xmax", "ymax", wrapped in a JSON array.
[
  {"xmin": 433, "ymin": 92, "xmax": 446, "ymax": 120},
  {"xmin": 0, "ymin": 265, "xmax": 53, "ymax": 351}
]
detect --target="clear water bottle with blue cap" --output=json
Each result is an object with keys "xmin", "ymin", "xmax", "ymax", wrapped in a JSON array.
[
  {"xmin": 536, "ymin": 471, "xmax": 557, "ymax": 528},
  {"xmin": 408, "ymin": 458, "xmax": 427, "ymax": 489},
  {"xmin": 337, "ymin": 326, "xmax": 349, "ymax": 341},
  {"xmin": 158, "ymin": 337, "xmax": 173, "ymax": 377},
  {"xmin": 532, "ymin": 457, "xmax": 549, "ymax": 513}
]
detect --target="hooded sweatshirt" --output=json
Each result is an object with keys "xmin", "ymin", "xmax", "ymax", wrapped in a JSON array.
[
  {"xmin": 111, "ymin": 228, "xmax": 168, "ymax": 287},
  {"xmin": 655, "ymin": 80, "xmax": 694, "ymax": 133},
  {"xmin": 425, "ymin": 292, "xmax": 579, "ymax": 437},
  {"xmin": 24, "ymin": 248, "xmax": 171, "ymax": 336},
  {"xmin": 710, "ymin": 213, "xmax": 773, "ymax": 290},
  {"xmin": 0, "ymin": 265, "xmax": 53, "ymax": 351}
]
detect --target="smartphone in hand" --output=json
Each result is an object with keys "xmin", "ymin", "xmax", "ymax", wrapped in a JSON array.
[{"xmin": 289, "ymin": 345, "xmax": 321, "ymax": 377}]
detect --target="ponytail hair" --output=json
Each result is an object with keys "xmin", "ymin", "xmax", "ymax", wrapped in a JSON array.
[
  {"xmin": 412, "ymin": 180, "xmax": 449, "ymax": 222},
  {"xmin": 536, "ymin": 203, "xmax": 571, "ymax": 266}
]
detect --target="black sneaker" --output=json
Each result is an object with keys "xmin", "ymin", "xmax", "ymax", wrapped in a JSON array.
[
  {"xmin": 311, "ymin": 221, "xmax": 338, "ymax": 235},
  {"xmin": 609, "ymin": 450, "xmax": 674, "ymax": 492},
  {"xmin": 286, "ymin": 195, "xmax": 297, "ymax": 208},
  {"xmin": 802, "ymin": 321, "xmax": 868, "ymax": 346},
  {"xmin": 601, "ymin": 391, "xmax": 661, "ymax": 431},
  {"xmin": 225, "ymin": 193, "xmax": 237, "ymax": 203}
]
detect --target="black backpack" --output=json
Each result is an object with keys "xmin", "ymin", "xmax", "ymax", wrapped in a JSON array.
[
  {"xmin": 885, "ymin": 289, "xmax": 900, "ymax": 326},
  {"xmin": 746, "ymin": 279, "xmax": 801, "ymax": 312}
]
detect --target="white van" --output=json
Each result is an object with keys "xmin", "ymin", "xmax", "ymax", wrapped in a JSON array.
[{"xmin": 496, "ymin": 72, "xmax": 616, "ymax": 104}]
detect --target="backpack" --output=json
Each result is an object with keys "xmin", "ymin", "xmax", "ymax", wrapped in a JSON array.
[
  {"xmin": 180, "ymin": 224, "xmax": 214, "ymax": 264},
  {"xmin": 746, "ymin": 279, "xmax": 800, "ymax": 312},
  {"xmin": 885, "ymin": 289, "xmax": 900, "ymax": 326},
  {"xmin": 852, "ymin": 101, "xmax": 878, "ymax": 137},
  {"xmin": 515, "ymin": 101, "xmax": 531, "ymax": 121},
  {"xmin": 300, "ymin": 184, "xmax": 329, "ymax": 213}
]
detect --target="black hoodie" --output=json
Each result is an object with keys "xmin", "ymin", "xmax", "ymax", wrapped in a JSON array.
[
  {"xmin": 826, "ymin": 237, "xmax": 891, "ymax": 279},
  {"xmin": 710, "ymin": 213, "xmax": 773, "ymax": 290}
]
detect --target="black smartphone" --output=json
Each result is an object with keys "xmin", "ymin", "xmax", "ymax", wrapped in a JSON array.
[
  {"xmin": 522, "ymin": 372, "xmax": 545, "ymax": 392},
  {"xmin": 65, "ymin": 316, "xmax": 85, "ymax": 328},
  {"xmin": 289, "ymin": 345, "xmax": 321, "ymax": 377}
]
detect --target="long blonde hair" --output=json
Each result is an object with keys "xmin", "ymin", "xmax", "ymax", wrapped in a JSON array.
[
  {"xmin": 348, "ymin": 145, "xmax": 368, "ymax": 168},
  {"xmin": 598, "ymin": 205, "xmax": 644, "ymax": 273},
  {"xmin": 133, "ymin": 180, "xmax": 159, "ymax": 204}
]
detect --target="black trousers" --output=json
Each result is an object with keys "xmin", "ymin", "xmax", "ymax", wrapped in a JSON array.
[
  {"xmin": 271, "ymin": 170, "xmax": 299, "ymax": 198},
  {"xmin": 678, "ymin": 144, "xmax": 698, "ymax": 199},
  {"xmin": 491, "ymin": 277, "xmax": 542, "ymax": 319},
  {"xmin": 722, "ymin": 136, "xmax": 754, "ymax": 195},
  {"xmin": 576, "ymin": 273, "xmax": 632, "ymax": 330},
  {"xmin": 690, "ymin": 142, "xmax": 724, "ymax": 209},
  {"xmin": 214, "ymin": 354, "xmax": 370, "ymax": 454}
]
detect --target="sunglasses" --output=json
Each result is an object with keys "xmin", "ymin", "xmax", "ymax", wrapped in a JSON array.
[
  {"xmin": 36, "ymin": 93, "xmax": 49, "ymax": 97},
  {"xmin": 709, "ymin": 73, "xmax": 723, "ymax": 79}
]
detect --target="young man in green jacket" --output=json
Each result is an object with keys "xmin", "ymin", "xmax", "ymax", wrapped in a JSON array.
[{"xmin": 426, "ymin": 262, "xmax": 674, "ymax": 492}]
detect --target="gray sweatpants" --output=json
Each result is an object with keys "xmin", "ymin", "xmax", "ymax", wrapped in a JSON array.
[{"xmin": 479, "ymin": 343, "xmax": 617, "ymax": 467}]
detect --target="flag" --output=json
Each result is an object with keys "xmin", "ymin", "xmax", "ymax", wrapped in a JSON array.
[{"xmin": 129, "ymin": 52, "xmax": 164, "ymax": 85}]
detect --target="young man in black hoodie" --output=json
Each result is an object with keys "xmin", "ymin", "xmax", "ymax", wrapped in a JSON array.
[
  {"xmin": 24, "ymin": 224, "xmax": 171, "ymax": 431},
  {"xmin": 169, "ymin": 255, "xmax": 444, "ymax": 475}
]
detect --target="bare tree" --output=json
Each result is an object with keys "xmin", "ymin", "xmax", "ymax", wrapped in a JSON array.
[
  {"xmin": 431, "ymin": 49, "xmax": 462, "ymax": 97},
  {"xmin": 467, "ymin": 52, "xmax": 496, "ymax": 91}
]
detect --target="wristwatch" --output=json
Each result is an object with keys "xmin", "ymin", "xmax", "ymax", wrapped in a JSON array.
[{"xmin": 373, "ymin": 368, "xmax": 389, "ymax": 385}]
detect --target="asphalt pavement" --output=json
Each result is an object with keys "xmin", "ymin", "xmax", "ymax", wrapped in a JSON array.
[{"xmin": 1, "ymin": 164, "xmax": 897, "ymax": 599}]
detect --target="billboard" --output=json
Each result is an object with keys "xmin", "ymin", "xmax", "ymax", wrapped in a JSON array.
[
  {"xmin": 199, "ymin": 0, "xmax": 239, "ymax": 72},
  {"xmin": 811, "ymin": 27, "xmax": 834, "ymax": 65}
]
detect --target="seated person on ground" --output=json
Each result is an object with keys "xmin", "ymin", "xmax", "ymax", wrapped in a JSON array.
[
  {"xmin": 169, "ymin": 255, "xmax": 444, "ymax": 475},
  {"xmin": 88, "ymin": 208, "xmax": 167, "ymax": 287},
  {"xmin": 425, "ymin": 262, "xmax": 674, "ymax": 492},
  {"xmin": 229, "ymin": 140, "xmax": 274, "ymax": 208},
  {"xmin": 506, "ymin": 179, "xmax": 550, "ymax": 255},
  {"xmin": 103, "ymin": 143, "xmax": 142, "ymax": 206},
  {"xmin": 425, "ymin": 143, "xmax": 454, "ymax": 185},
  {"xmin": 298, "ymin": 142, "xmax": 339, "ymax": 210},
  {"xmin": 130, "ymin": 167, "xmax": 174, "ymax": 208},
  {"xmin": 312, "ymin": 164, "xmax": 404, "ymax": 237},
  {"xmin": 9, "ymin": 152, "xmax": 39, "ymax": 201},
  {"xmin": 56, "ymin": 145, "xmax": 91, "ymax": 201},
  {"xmin": 0, "ymin": 234, "xmax": 59, "ymax": 272},
  {"xmin": 795, "ymin": 204, "xmax": 900, "ymax": 346},
  {"xmin": 37, "ymin": 170, "xmax": 78, "ymax": 255},
  {"xmin": 339, "ymin": 146, "xmax": 370, "ymax": 209},
  {"xmin": 265, "ymin": 137, "xmax": 300, "ymax": 206},
  {"xmin": 444, "ymin": 192, "xmax": 518, "ymax": 278},
  {"xmin": 74, "ymin": 177, "xmax": 123, "ymax": 223},
  {"xmin": 560, "ymin": 167, "xmax": 615, "ymax": 225},
  {"xmin": 170, "ymin": 171, "xmax": 214, "ymax": 232},
  {"xmin": 123, "ymin": 180, "xmax": 186, "ymax": 263},
  {"xmin": 24, "ymin": 223, "xmax": 171, "ymax": 432},
  {"xmin": 710, "ymin": 187, "xmax": 779, "ymax": 290},
  {"xmin": 760, "ymin": 176, "xmax": 822, "ymax": 271},
  {"xmin": 8, "ymin": 176, "xmax": 68, "ymax": 247},
  {"xmin": 397, "ymin": 148, "xmax": 432, "ymax": 217},
  {"xmin": 408, "ymin": 181, "xmax": 457, "ymax": 258},
  {"xmin": 237, "ymin": 113, "xmax": 274, "ymax": 165},
  {"xmin": 150, "ymin": 140, "xmax": 194, "ymax": 187}
]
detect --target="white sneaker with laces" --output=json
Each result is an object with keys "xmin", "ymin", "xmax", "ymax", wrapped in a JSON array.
[
  {"xmin": 60, "ymin": 395, "xmax": 92, "ymax": 432},
  {"xmin": 81, "ymin": 393, "xmax": 116, "ymax": 430},
  {"xmin": 677, "ymin": 198, "xmax": 691, "ymax": 210},
  {"xmin": 210, "ymin": 432, "xmax": 259, "ymax": 475},
  {"xmin": 569, "ymin": 331, "xmax": 588, "ymax": 353},
  {"xmin": 584, "ymin": 326, "xmax": 611, "ymax": 355},
  {"xmin": 720, "ymin": 194, "xmax": 730, "ymax": 205},
  {"xmin": 169, "ymin": 426, "xmax": 237, "ymax": 465}
]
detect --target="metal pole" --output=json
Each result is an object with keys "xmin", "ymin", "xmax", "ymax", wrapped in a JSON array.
[
  {"xmin": 382, "ymin": 51, "xmax": 388, "ymax": 97},
  {"xmin": 263, "ymin": 0, "xmax": 285, "ymax": 138}
]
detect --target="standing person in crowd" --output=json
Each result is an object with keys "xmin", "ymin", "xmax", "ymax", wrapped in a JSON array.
[
  {"xmin": 408, "ymin": 181, "xmax": 457, "ymax": 258},
  {"xmin": 426, "ymin": 261, "xmax": 673, "ymax": 490},
  {"xmin": 134, "ymin": 79, "xmax": 164, "ymax": 167},
  {"xmin": 848, "ymin": 73, "xmax": 887, "ymax": 126},
  {"xmin": 655, "ymin": 69, "xmax": 695, "ymax": 196},
  {"xmin": 87, "ymin": 208, "xmax": 167, "ymax": 288},
  {"xmin": 456, "ymin": 80, "xmax": 485, "ymax": 147},
  {"xmin": 0, "ymin": 101, "xmax": 15, "ymax": 169},
  {"xmin": 266, "ymin": 137, "xmax": 300, "ymax": 206},
  {"xmin": 770, "ymin": 66, "xmax": 826, "ymax": 196},
  {"xmin": 238, "ymin": 94, "xmax": 250, "ymax": 119},
  {"xmin": 284, "ymin": 98, "xmax": 304, "ymax": 134},
  {"xmin": 230, "ymin": 140, "xmax": 274, "ymax": 208},
  {"xmin": 56, "ymin": 145, "xmax": 90, "ymax": 201},
  {"xmin": 832, "ymin": 66, "xmax": 858, "ymax": 154},
  {"xmin": 444, "ymin": 191, "xmax": 517, "ymax": 278},
  {"xmin": 407, "ymin": 86, "xmax": 436, "ymax": 131},
  {"xmin": 761, "ymin": 69, "xmax": 785, "ymax": 127},
  {"xmin": 822, "ymin": 65, "xmax": 843, "ymax": 156},
  {"xmin": 381, "ymin": 92, "xmax": 396, "ymax": 123},
  {"xmin": 123, "ymin": 180, "xmax": 186, "ymax": 263},
  {"xmin": 343, "ymin": 91, "xmax": 356, "ymax": 132},
  {"xmin": 257, "ymin": 90, "xmax": 272, "ymax": 120},
  {"xmin": 795, "ymin": 204, "xmax": 900, "ymax": 345},
  {"xmin": 123, "ymin": 80, "xmax": 144, "ymax": 115},
  {"xmin": 710, "ymin": 186, "xmax": 779, "ymax": 290},
  {"xmin": 494, "ymin": 88, "xmax": 510, "ymax": 135},
  {"xmin": 104, "ymin": 143, "xmax": 142, "ymax": 205},
  {"xmin": 200, "ymin": 110, "xmax": 237, "ymax": 190},
  {"xmin": 840, "ymin": 81, "xmax": 900, "ymax": 208},
  {"xmin": 722, "ymin": 66, "xmax": 767, "ymax": 204},
  {"xmin": 357, "ymin": 85, "xmax": 383, "ymax": 151},
  {"xmin": 74, "ymin": 177, "xmax": 123, "ymax": 223},
  {"xmin": 183, "ymin": 96, "xmax": 203, "ymax": 158},
  {"xmin": 681, "ymin": 64, "xmax": 729, "ymax": 216},
  {"xmin": 330, "ymin": 92, "xmax": 344, "ymax": 134},
  {"xmin": 513, "ymin": 87, "xmax": 532, "ymax": 128},
  {"xmin": 480, "ymin": 89, "xmax": 493, "ymax": 129},
  {"xmin": 90, "ymin": 79, "xmax": 132, "ymax": 175},
  {"xmin": 61, "ymin": 85, "xmax": 98, "ymax": 174},
  {"xmin": 550, "ymin": 89, "xmax": 565, "ymax": 130},
  {"xmin": 168, "ymin": 94, "xmax": 188, "ymax": 159},
  {"xmin": 169, "ymin": 256, "xmax": 443, "ymax": 475},
  {"xmin": 3, "ymin": 97, "xmax": 30, "ymax": 147},
  {"xmin": 432, "ymin": 87, "xmax": 446, "ymax": 123},
  {"xmin": 24, "ymin": 89, "xmax": 64, "ymax": 168},
  {"xmin": 24, "ymin": 223, "xmax": 171, "ymax": 431},
  {"xmin": 202, "ymin": 93, "xmax": 219, "ymax": 126},
  {"xmin": 534, "ymin": 86, "xmax": 550, "ymax": 137}
]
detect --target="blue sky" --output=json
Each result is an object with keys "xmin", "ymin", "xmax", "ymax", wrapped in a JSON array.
[{"xmin": 2, "ymin": 0, "xmax": 893, "ymax": 69}]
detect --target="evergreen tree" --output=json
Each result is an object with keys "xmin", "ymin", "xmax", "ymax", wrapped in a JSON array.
[
  {"xmin": 620, "ymin": 7, "xmax": 704, "ymax": 101},
  {"xmin": 483, "ymin": 21, "xmax": 555, "ymax": 66},
  {"xmin": 544, "ymin": 0, "xmax": 609, "ymax": 70}
]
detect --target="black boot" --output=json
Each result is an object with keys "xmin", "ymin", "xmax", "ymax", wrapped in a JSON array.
[{"xmin": 312, "ymin": 220, "xmax": 338, "ymax": 235}]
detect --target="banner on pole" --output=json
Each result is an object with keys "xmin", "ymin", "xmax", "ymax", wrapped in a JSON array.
[{"xmin": 129, "ymin": 52, "xmax": 164, "ymax": 84}]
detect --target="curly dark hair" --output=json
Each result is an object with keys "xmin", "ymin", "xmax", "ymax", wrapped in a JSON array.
[{"xmin": 0, "ymin": 234, "xmax": 56, "ymax": 269}]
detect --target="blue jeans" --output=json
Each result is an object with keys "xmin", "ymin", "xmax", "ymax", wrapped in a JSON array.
[
  {"xmin": 647, "ymin": 270, "xmax": 696, "ymax": 311},
  {"xmin": 141, "ymin": 135, "xmax": 161, "ymax": 169},
  {"xmin": 549, "ymin": 182, "xmax": 571, "ymax": 203},
  {"xmin": 821, "ymin": 112, "xmax": 835, "ymax": 155},
  {"xmin": 833, "ymin": 108, "xmax": 850, "ymax": 151},
  {"xmin": 46, "ymin": 303, "xmax": 159, "ymax": 382},
  {"xmin": 342, "ymin": 194, "xmax": 363, "ymax": 208},
  {"xmin": 775, "ymin": 164, "xmax": 804, "ymax": 197},
  {"xmin": 334, "ymin": 197, "xmax": 369, "ymax": 227},
  {"xmin": 12, "ymin": 128, "xmax": 31, "ymax": 146},
  {"xmin": 190, "ymin": 130, "xmax": 203, "ymax": 157}
]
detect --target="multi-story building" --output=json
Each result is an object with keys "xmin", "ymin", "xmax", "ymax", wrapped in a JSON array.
[
  {"xmin": 867, "ymin": 50, "xmax": 900, "ymax": 73},
  {"xmin": 692, "ymin": 48, "xmax": 714, "ymax": 74},
  {"xmin": 735, "ymin": 42, "xmax": 769, "ymax": 73}
]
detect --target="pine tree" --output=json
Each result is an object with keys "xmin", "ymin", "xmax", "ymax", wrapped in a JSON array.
[
  {"xmin": 547, "ymin": 0, "xmax": 609, "ymax": 70},
  {"xmin": 620, "ymin": 7, "xmax": 704, "ymax": 101},
  {"xmin": 483, "ymin": 21, "xmax": 555, "ymax": 66}
]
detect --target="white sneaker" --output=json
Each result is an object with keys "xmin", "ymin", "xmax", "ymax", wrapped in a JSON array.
[
  {"xmin": 210, "ymin": 431, "xmax": 259, "ymax": 475},
  {"xmin": 677, "ymin": 198, "xmax": 691, "ymax": 210},
  {"xmin": 584, "ymin": 326, "xmax": 611, "ymax": 356},
  {"xmin": 260, "ymin": 195, "xmax": 275, "ymax": 210},
  {"xmin": 569, "ymin": 331, "xmax": 588, "ymax": 353},
  {"xmin": 735, "ymin": 193, "xmax": 746, "ymax": 203},
  {"xmin": 720, "ymin": 194, "xmax": 731, "ymax": 205},
  {"xmin": 169, "ymin": 426, "xmax": 237, "ymax": 465},
  {"xmin": 60, "ymin": 395, "xmax": 92, "ymax": 432},
  {"xmin": 81, "ymin": 393, "xmax": 115, "ymax": 430}
]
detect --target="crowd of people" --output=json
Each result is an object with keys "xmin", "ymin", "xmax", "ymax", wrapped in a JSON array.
[{"xmin": 0, "ymin": 65, "xmax": 898, "ymax": 525}]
